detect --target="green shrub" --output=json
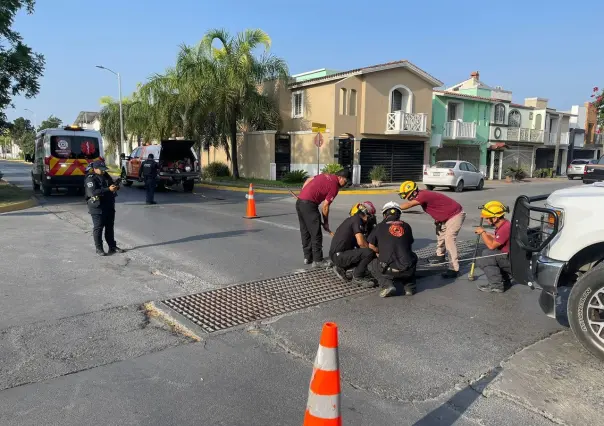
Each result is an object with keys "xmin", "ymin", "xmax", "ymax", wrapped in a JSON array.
[
  {"xmin": 203, "ymin": 162, "xmax": 231, "ymax": 178},
  {"xmin": 533, "ymin": 168, "xmax": 553, "ymax": 178},
  {"xmin": 321, "ymin": 163, "xmax": 343, "ymax": 174},
  {"xmin": 369, "ymin": 165, "xmax": 388, "ymax": 181},
  {"xmin": 505, "ymin": 166, "xmax": 527, "ymax": 181},
  {"xmin": 282, "ymin": 169, "xmax": 308, "ymax": 184}
]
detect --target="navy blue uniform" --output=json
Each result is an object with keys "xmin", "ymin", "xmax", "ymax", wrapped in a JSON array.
[
  {"xmin": 85, "ymin": 172, "xmax": 117, "ymax": 251},
  {"xmin": 140, "ymin": 159, "xmax": 159, "ymax": 204}
]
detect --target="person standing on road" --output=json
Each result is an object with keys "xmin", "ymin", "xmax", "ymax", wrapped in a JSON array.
[
  {"xmin": 474, "ymin": 201, "xmax": 512, "ymax": 293},
  {"xmin": 140, "ymin": 153, "xmax": 159, "ymax": 205},
  {"xmin": 397, "ymin": 181, "xmax": 466, "ymax": 278},
  {"xmin": 367, "ymin": 202, "xmax": 418, "ymax": 298},
  {"xmin": 84, "ymin": 160, "xmax": 125, "ymax": 256},
  {"xmin": 296, "ymin": 169, "xmax": 350, "ymax": 267},
  {"xmin": 329, "ymin": 202, "xmax": 377, "ymax": 287}
]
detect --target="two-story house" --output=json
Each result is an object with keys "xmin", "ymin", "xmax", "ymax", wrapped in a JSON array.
[
  {"xmin": 567, "ymin": 102, "xmax": 602, "ymax": 163},
  {"xmin": 228, "ymin": 60, "xmax": 443, "ymax": 183}
]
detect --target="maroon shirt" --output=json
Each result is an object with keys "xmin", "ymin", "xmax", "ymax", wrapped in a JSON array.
[
  {"xmin": 298, "ymin": 173, "xmax": 340, "ymax": 204},
  {"xmin": 495, "ymin": 219, "xmax": 511, "ymax": 254},
  {"xmin": 414, "ymin": 190, "xmax": 462, "ymax": 222}
]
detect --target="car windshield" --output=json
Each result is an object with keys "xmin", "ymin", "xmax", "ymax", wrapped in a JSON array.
[
  {"xmin": 51, "ymin": 135, "xmax": 100, "ymax": 160},
  {"xmin": 571, "ymin": 160, "xmax": 588, "ymax": 165},
  {"xmin": 433, "ymin": 161, "xmax": 457, "ymax": 169}
]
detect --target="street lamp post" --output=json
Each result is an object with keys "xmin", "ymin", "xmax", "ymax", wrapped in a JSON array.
[
  {"xmin": 96, "ymin": 65, "xmax": 125, "ymax": 156},
  {"xmin": 24, "ymin": 108, "xmax": 37, "ymax": 130}
]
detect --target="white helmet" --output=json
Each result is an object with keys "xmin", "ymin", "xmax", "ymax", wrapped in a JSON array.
[{"xmin": 382, "ymin": 201, "xmax": 402, "ymax": 216}]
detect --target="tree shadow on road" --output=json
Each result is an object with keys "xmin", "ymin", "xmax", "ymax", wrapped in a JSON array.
[
  {"xmin": 412, "ymin": 368, "xmax": 500, "ymax": 426},
  {"xmin": 130, "ymin": 229, "xmax": 262, "ymax": 250},
  {"xmin": 1, "ymin": 210, "xmax": 60, "ymax": 216}
]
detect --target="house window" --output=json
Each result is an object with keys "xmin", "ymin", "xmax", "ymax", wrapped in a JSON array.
[
  {"xmin": 447, "ymin": 101, "xmax": 463, "ymax": 121},
  {"xmin": 349, "ymin": 89, "xmax": 357, "ymax": 116},
  {"xmin": 292, "ymin": 92, "xmax": 303, "ymax": 118},
  {"xmin": 508, "ymin": 110, "xmax": 521, "ymax": 128},
  {"xmin": 389, "ymin": 85, "xmax": 412, "ymax": 114},
  {"xmin": 339, "ymin": 88, "xmax": 347, "ymax": 115},
  {"xmin": 494, "ymin": 103, "xmax": 506, "ymax": 124}
]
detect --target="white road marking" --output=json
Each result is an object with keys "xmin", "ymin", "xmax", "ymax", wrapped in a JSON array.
[{"xmin": 253, "ymin": 218, "xmax": 299, "ymax": 231}]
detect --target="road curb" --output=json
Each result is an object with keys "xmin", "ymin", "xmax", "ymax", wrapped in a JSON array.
[
  {"xmin": 0, "ymin": 196, "xmax": 38, "ymax": 214},
  {"xmin": 197, "ymin": 183, "xmax": 398, "ymax": 195}
]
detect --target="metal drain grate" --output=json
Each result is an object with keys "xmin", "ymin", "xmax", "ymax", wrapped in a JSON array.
[{"xmin": 161, "ymin": 239, "xmax": 485, "ymax": 333}]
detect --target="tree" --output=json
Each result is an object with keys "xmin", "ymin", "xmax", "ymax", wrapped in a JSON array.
[
  {"xmin": 38, "ymin": 114, "xmax": 62, "ymax": 131},
  {"xmin": 0, "ymin": 1, "xmax": 45, "ymax": 129},
  {"xmin": 8, "ymin": 116, "xmax": 35, "ymax": 157},
  {"xmin": 590, "ymin": 86, "xmax": 604, "ymax": 129}
]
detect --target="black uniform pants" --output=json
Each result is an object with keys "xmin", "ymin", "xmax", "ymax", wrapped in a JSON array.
[
  {"xmin": 368, "ymin": 258, "xmax": 416, "ymax": 292},
  {"xmin": 476, "ymin": 248, "xmax": 511, "ymax": 287},
  {"xmin": 91, "ymin": 210, "xmax": 116, "ymax": 250},
  {"xmin": 145, "ymin": 177, "xmax": 156, "ymax": 203},
  {"xmin": 295, "ymin": 199, "xmax": 323, "ymax": 262},
  {"xmin": 331, "ymin": 248, "xmax": 375, "ymax": 278}
]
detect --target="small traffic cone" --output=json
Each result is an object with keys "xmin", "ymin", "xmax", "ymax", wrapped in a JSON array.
[
  {"xmin": 303, "ymin": 322, "xmax": 341, "ymax": 426},
  {"xmin": 243, "ymin": 183, "xmax": 258, "ymax": 219}
]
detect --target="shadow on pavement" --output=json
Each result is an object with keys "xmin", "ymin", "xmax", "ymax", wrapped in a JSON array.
[
  {"xmin": 0, "ymin": 210, "xmax": 59, "ymax": 217},
  {"xmin": 131, "ymin": 229, "xmax": 262, "ymax": 250}
]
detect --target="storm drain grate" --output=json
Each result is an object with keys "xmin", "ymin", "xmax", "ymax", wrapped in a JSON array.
[
  {"xmin": 416, "ymin": 239, "xmax": 485, "ymax": 268},
  {"xmin": 162, "ymin": 239, "xmax": 485, "ymax": 333}
]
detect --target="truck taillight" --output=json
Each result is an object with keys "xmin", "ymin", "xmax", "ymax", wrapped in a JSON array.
[{"xmin": 44, "ymin": 156, "xmax": 50, "ymax": 174}]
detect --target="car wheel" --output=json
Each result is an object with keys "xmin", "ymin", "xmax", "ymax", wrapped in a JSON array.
[
  {"xmin": 568, "ymin": 176, "xmax": 574, "ymax": 180},
  {"xmin": 121, "ymin": 169, "xmax": 133, "ymax": 187},
  {"xmin": 425, "ymin": 185, "xmax": 435, "ymax": 191},
  {"xmin": 454, "ymin": 180, "xmax": 464, "ymax": 193},
  {"xmin": 42, "ymin": 185, "xmax": 52, "ymax": 196},
  {"xmin": 182, "ymin": 180, "xmax": 194, "ymax": 193},
  {"xmin": 476, "ymin": 179, "xmax": 484, "ymax": 190},
  {"xmin": 568, "ymin": 264, "xmax": 604, "ymax": 362}
]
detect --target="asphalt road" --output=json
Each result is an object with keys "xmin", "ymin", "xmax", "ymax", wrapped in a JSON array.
[{"xmin": 1, "ymin": 159, "xmax": 601, "ymax": 426}]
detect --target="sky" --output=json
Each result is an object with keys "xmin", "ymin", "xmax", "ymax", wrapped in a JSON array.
[{"xmin": 6, "ymin": 0, "xmax": 604, "ymax": 126}]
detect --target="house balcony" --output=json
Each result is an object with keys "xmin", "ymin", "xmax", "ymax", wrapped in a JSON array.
[
  {"xmin": 507, "ymin": 128, "xmax": 544, "ymax": 143},
  {"xmin": 544, "ymin": 132, "xmax": 569, "ymax": 146},
  {"xmin": 386, "ymin": 111, "xmax": 428, "ymax": 135},
  {"xmin": 443, "ymin": 121, "xmax": 476, "ymax": 140}
]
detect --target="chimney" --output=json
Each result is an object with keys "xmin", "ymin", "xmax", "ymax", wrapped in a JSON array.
[{"xmin": 471, "ymin": 71, "xmax": 480, "ymax": 81}]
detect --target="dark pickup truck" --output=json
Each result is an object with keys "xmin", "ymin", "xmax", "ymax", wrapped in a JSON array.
[{"xmin": 583, "ymin": 155, "xmax": 604, "ymax": 184}]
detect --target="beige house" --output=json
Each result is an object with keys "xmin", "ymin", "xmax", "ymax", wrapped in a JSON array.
[{"xmin": 207, "ymin": 60, "xmax": 443, "ymax": 183}]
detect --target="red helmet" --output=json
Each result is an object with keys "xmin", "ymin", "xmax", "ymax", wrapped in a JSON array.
[{"xmin": 362, "ymin": 201, "xmax": 376, "ymax": 216}]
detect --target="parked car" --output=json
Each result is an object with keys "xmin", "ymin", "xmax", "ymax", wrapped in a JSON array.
[
  {"xmin": 583, "ymin": 156, "xmax": 604, "ymax": 184},
  {"xmin": 567, "ymin": 159, "xmax": 596, "ymax": 180},
  {"xmin": 422, "ymin": 160, "xmax": 484, "ymax": 192}
]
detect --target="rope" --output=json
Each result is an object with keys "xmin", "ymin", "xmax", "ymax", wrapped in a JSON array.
[{"xmin": 425, "ymin": 252, "xmax": 508, "ymax": 267}]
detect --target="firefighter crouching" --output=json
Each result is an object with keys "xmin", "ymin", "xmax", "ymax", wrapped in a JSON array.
[
  {"xmin": 329, "ymin": 201, "xmax": 377, "ymax": 288},
  {"xmin": 140, "ymin": 153, "xmax": 159, "ymax": 205},
  {"xmin": 367, "ymin": 202, "xmax": 418, "ymax": 298},
  {"xmin": 474, "ymin": 201, "xmax": 512, "ymax": 293},
  {"xmin": 85, "ymin": 160, "xmax": 125, "ymax": 256}
]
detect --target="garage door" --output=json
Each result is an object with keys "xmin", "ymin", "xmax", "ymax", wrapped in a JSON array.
[
  {"xmin": 572, "ymin": 149, "xmax": 596, "ymax": 160},
  {"xmin": 359, "ymin": 139, "xmax": 424, "ymax": 183},
  {"xmin": 435, "ymin": 145, "xmax": 480, "ymax": 170},
  {"xmin": 503, "ymin": 144, "xmax": 534, "ymax": 173}
]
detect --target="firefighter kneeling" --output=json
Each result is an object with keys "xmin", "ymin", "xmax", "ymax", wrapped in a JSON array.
[{"xmin": 367, "ymin": 202, "xmax": 418, "ymax": 298}]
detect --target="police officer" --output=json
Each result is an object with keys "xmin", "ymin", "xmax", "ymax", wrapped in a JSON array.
[
  {"xmin": 85, "ymin": 160, "xmax": 125, "ymax": 256},
  {"xmin": 140, "ymin": 153, "xmax": 159, "ymax": 205},
  {"xmin": 367, "ymin": 202, "xmax": 418, "ymax": 298}
]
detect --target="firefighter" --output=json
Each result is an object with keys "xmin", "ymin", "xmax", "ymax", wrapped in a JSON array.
[
  {"xmin": 140, "ymin": 153, "xmax": 159, "ymax": 205},
  {"xmin": 296, "ymin": 168, "xmax": 350, "ymax": 267},
  {"xmin": 398, "ymin": 181, "xmax": 466, "ymax": 278},
  {"xmin": 474, "ymin": 201, "xmax": 512, "ymax": 293},
  {"xmin": 85, "ymin": 160, "xmax": 125, "ymax": 256},
  {"xmin": 329, "ymin": 201, "xmax": 377, "ymax": 287},
  {"xmin": 367, "ymin": 202, "xmax": 418, "ymax": 298},
  {"xmin": 354, "ymin": 201, "xmax": 378, "ymax": 238}
]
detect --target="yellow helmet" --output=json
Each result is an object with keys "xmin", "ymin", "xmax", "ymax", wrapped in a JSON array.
[
  {"xmin": 398, "ymin": 181, "xmax": 418, "ymax": 200},
  {"xmin": 480, "ymin": 201, "xmax": 509, "ymax": 218},
  {"xmin": 349, "ymin": 203, "xmax": 363, "ymax": 216}
]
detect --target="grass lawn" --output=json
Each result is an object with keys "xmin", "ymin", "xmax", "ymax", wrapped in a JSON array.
[
  {"xmin": 0, "ymin": 180, "xmax": 32, "ymax": 208},
  {"xmin": 203, "ymin": 176, "xmax": 303, "ymax": 188}
]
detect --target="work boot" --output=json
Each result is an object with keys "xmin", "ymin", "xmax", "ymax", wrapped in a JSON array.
[
  {"xmin": 108, "ymin": 246, "xmax": 126, "ymax": 254},
  {"xmin": 332, "ymin": 266, "xmax": 349, "ymax": 281},
  {"xmin": 429, "ymin": 255, "xmax": 446, "ymax": 265},
  {"xmin": 477, "ymin": 282, "xmax": 504, "ymax": 293},
  {"xmin": 312, "ymin": 259, "xmax": 332, "ymax": 269},
  {"xmin": 303, "ymin": 258, "xmax": 313, "ymax": 265},
  {"xmin": 351, "ymin": 276, "xmax": 376, "ymax": 289},
  {"xmin": 379, "ymin": 285, "xmax": 397, "ymax": 298},
  {"xmin": 96, "ymin": 248, "xmax": 106, "ymax": 257},
  {"xmin": 442, "ymin": 269, "xmax": 458, "ymax": 279},
  {"xmin": 403, "ymin": 283, "xmax": 416, "ymax": 296}
]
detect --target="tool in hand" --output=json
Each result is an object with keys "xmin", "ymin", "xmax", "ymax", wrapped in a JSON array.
[
  {"xmin": 289, "ymin": 189, "xmax": 334, "ymax": 236},
  {"xmin": 468, "ymin": 214, "xmax": 484, "ymax": 281}
]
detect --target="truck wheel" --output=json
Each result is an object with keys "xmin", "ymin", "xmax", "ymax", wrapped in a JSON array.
[
  {"xmin": 183, "ymin": 180, "xmax": 194, "ymax": 193},
  {"xmin": 425, "ymin": 185, "xmax": 435, "ymax": 191},
  {"xmin": 568, "ymin": 264, "xmax": 604, "ymax": 361},
  {"xmin": 42, "ymin": 185, "xmax": 52, "ymax": 196},
  {"xmin": 121, "ymin": 169, "xmax": 133, "ymax": 187},
  {"xmin": 32, "ymin": 175, "xmax": 40, "ymax": 191}
]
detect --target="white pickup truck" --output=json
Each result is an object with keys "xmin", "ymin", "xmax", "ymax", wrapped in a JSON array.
[{"xmin": 510, "ymin": 183, "xmax": 604, "ymax": 361}]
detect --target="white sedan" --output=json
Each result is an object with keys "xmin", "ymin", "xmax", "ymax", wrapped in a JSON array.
[{"xmin": 423, "ymin": 160, "xmax": 485, "ymax": 192}]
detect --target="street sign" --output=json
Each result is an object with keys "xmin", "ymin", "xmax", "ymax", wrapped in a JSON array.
[
  {"xmin": 314, "ymin": 132, "xmax": 324, "ymax": 148},
  {"xmin": 312, "ymin": 122, "xmax": 327, "ymax": 133}
]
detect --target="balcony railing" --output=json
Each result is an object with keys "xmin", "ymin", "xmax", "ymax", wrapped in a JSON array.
[
  {"xmin": 443, "ymin": 121, "xmax": 476, "ymax": 140},
  {"xmin": 386, "ymin": 111, "xmax": 428, "ymax": 134},
  {"xmin": 507, "ymin": 127, "xmax": 544, "ymax": 143}
]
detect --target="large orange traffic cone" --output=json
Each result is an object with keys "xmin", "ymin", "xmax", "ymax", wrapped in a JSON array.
[
  {"xmin": 243, "ymin": 183, "xmax": 258, "ymax": 219},
  {"xmin": 303, "ymin": 322, "xmax": 341, "ymax": 426}
]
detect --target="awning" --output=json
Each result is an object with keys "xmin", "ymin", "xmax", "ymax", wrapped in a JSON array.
[{"xmin": 488, "ymin": 142, "xmax": 509, "ymax": 150}]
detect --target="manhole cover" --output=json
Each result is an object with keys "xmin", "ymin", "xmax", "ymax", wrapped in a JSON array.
[{"xmin": 161, "ymin": 240, "xmax": 484, "ymax": 333}]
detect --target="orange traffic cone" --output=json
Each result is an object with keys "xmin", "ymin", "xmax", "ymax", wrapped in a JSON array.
[
  {"xmin": 303, "ymin": 322, "xmax": 341, "ymax": 426},
  {"xmin": 243, "ymin": 183, "xmax": 258, "ymax": 219}
]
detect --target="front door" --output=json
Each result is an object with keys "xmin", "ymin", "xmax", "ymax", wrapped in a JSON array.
[
  {"xmin": 275, "ymin": 134, "xmax": 291, "ymax": 180},
  {"xmin": 337, "ymin": 138, "xmax": 353, "ymax": 175}
]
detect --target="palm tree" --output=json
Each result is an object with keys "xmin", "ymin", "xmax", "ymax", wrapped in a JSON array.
[
  {"xmin": 181, "ymin": 28, "xmax": 289, "ymax": 178},
  {"xmin": 99, "ymin": 96, "xmax": 123, "ymax": 158}
]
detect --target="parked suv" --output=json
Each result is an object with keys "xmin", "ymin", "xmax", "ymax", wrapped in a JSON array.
[
  {"xmin": 120, "ymin": 140, "xmax": 200, "ymax": 192},
  {"xmin": 510, "ymin": 184, "xmax": 604, "ymax": 361},
  {"xmin": 567, "ymin": 159, "xmax": 596, "ymax": 180}
]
